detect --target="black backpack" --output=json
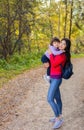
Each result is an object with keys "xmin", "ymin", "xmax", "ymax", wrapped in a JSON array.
[{"xmin": 60, "ymin": 62, "xmax": 73, "ymax": 79}]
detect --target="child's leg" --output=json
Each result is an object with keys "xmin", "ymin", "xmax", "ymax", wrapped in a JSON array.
[
  {"xmin": 41, "ymin": 54, "xmax": 50, "ymax": 83},
  {"xmin": 43, "ymin": 66, "xmax": 50, "ymax": 83},
  {"xmin": 47, "ymin": 66, "xmax": 50, "ymax": 76}
]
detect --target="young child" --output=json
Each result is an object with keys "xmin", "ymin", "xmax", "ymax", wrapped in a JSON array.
[{"xmin": 41, "ymin": 37, "xmax": 64, "ymax": 83}]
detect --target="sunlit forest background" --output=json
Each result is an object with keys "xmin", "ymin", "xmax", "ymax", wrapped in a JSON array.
[{"xmin": 0, "ymin": 0, "xmax": 84, "ymax": 85}]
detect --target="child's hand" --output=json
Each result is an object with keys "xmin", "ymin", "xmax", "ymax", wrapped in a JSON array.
[{"xmin": 43, "ymin": 62, "xmax": 49, "ymax": 68}]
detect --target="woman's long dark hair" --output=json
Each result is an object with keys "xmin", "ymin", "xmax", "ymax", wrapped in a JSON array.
[{"xmin": 61, "ymin": 38, "xmax": 71, "ymax": 64}]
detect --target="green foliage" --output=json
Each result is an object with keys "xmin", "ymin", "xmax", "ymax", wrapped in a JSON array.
[
  {"xmin": 0, "ymin": 50, "xmax": 45, "ymax": 87},
  {"xmin": 0, "ymin": 51, "xmax": 43, "ymax": 70},
  {"xmin": 72, "ymin": 53, "xmax": 84, "ymax": 58}
]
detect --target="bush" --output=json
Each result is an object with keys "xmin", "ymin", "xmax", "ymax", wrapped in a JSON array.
[{"xmin": 0, "ymin": 50, "xmax": 44, "ymax": 71}]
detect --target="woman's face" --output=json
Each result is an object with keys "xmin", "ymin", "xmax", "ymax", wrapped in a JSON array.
[{"xmin": 59, "ymin": 40, "xmax": 66, "ymax": 51}]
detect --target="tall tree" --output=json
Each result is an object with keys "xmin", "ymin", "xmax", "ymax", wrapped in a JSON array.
[
  {"xmin": 64, "ymin": 0, "xmax": 68, "ymax": 38},
  {"xmin": 57, "ymin": 1, "xmax": 62, "ymax": 38},
  {"xmin": 69, "ymin": 0, "xmax": 73, "ymax": 39},
  {"xmin": 17, "ymin": 0, "xmax": 23, "ymax": 54},
  {"xmin": 0, "ymin": 0, "xmax": 38, "ymax": 58}
]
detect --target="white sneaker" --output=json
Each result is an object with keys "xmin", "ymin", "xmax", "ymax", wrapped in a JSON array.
[
  {"xmin": 49, "ymin": 117, "xmax": 56, "ymax": 122},
  {"xmin": 53, "ymin": 118, "xmax": 64, "ymax": 129},
  {"xmin": 49, "ymin": 115, "xmax": 63, "ymax": 123},
  {"xmin": 43, "ymin": 74, "xmax": 50, "ymax": 83}
]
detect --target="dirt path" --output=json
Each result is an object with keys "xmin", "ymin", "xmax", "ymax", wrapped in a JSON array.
[{"xmin": 0, "ymin": 58, "xmax": 84, "ymax": 130}]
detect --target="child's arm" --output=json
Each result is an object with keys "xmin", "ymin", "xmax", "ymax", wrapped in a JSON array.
[
  {"xmin": 44, "ymin": 44, "xmax": 64, "ymax": 59},
  {"xmin": 41, "ymin": 54, "xmax": 50, "ymax": 63},
  {"xmin": 49, "ymin": 45, "xmax": 64, "ymax": 55},
  {"xmin": 45, "ymin": 51, "xmax": 50, "ymax": 59}
]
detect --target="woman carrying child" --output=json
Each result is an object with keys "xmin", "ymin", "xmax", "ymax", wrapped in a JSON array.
[
  {"xmin": 41, "ymin": 37, "xmax": 64, "ymax": 83},
  {"xmin": 42, "ymin": 37, "xmax": 71, "ymax": 129}
]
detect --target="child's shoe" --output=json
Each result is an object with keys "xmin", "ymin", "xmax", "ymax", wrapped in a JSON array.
[{"xmin": 43, "ymin": 74, "xmax": 50, "ymax": 83}]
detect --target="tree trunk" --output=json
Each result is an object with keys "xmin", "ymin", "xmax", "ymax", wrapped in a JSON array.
[
  {"xmin": 48, "ymin": 14, "xmax": 53, "ymax": 38},
  {"xmin": 27, "ymin": 34, "xmax": 31, "ymax": 52},
  {"xmin": 69, "ymin": 0, "xmax": 73, "ymax": 39},
  {"xmin": 6, "ymin": 0, "xmax": 11, "ymax": 56},
  {"xmin": 64, "ymin": 0, "xmax": 68, "ymax": 38},
  {"xmin": 0, "ymin": 38, "xmax": 8, "ymax": 60},
  {"xmin": 49, "ymin": 20, "xmax": 53, "ymax": 38},
  {"xmin": 18, "ymin": 0, "xmax": 22, "ymax": 54},
  {"xmin": 58, "ymin": 3, "xmax": 61, "ymax": 38}
]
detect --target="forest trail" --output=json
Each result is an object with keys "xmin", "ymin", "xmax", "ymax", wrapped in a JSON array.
[{"xmin": 0, "ymin": 58, "xmax": 84, "ymax": 130}]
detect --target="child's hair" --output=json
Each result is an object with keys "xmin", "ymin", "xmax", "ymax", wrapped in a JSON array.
[{"xmin": 50, "ymin": 37, "xmax": 60, "ymax": 46}]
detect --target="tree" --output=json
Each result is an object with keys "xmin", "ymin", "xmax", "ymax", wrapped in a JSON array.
[
  {"xmin": 64, "ymin": 0, "xmax": 68, "ymax": 38},
  {"xmin": 69, "ymin": 0, "xmax": 73, "ymax": 39},
  {"xmin": 0, "ymin": 0, "xmax": 39, "ymax": 59}
]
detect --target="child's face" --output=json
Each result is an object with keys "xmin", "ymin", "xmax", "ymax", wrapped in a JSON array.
[{"xmin": 52, "ymin": 41, "xmax": 60, "ymax": 48}]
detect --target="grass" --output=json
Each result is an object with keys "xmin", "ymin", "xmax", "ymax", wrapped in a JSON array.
[
  {"xmin": 0, "ymin": 52, "xmax": 84, "ymax": 88},
  {"xmin": 72, "ymin": 53, "xmax": 84, "ymax": 58},
  {"xmin": 0, "ymin": 51, "xmax": 43, "ymax": 87}
]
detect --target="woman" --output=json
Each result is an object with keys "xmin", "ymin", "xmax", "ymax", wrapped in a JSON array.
[{"xmin": 47, "ymin": 38, "xmax": 71, "ymax": 129}]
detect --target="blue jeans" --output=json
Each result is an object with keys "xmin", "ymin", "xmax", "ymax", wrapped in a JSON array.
[{"xmin": 47, "ymin": 78, "xmax": 62, "ymax": 117}]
